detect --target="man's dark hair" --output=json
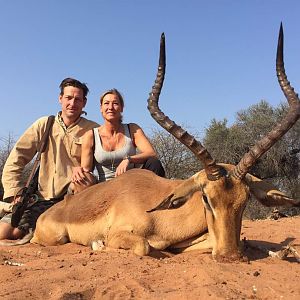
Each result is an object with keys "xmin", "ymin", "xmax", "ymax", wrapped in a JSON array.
[{"xmin": 59, "ymin": 78, "xmax": 89, "ymax": 99}]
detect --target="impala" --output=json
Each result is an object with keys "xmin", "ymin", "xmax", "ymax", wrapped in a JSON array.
[{"xmin": 29, "ymin": 24, "xmax": 300, "ymax": 261}]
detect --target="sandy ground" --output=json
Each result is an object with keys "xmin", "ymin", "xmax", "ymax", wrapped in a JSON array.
[{"xmin": 0, "ymin": 216, "xmax": 299, "ymax": 300}]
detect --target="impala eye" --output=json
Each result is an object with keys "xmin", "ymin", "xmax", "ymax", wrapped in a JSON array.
[{"xmin": 202, "ymin": 194, "xmax": 209, "ymax": 204}]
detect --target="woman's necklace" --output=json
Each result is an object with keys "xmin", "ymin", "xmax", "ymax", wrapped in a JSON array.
[
  {"xmin": 101, "ymin": 125, "xmax": 121, "ymax": 172},
  {"xmin": 108, "ymin": 134, "xmax": 119, "ymax": 172}
]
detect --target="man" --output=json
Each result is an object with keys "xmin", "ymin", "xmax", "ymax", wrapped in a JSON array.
[{"xmin": 0, "ymin": 77, "xmax": 99, "ymax": 240}]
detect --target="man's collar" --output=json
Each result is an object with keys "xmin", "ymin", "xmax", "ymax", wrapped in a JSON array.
[
  {"xmin": 56, "ymin": 111, "xmax": 86, "ymax": 131},
  {"xmin": 57, "ymin": 112, "xmax": 67, "ymax": 131}
]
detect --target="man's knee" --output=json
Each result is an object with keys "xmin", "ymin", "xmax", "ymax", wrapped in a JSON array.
[{"xmin": 0, "ymin": 221, "xmax": 23, "ymax": 240}]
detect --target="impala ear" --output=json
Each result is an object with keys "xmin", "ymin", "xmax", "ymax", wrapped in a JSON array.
[
  {"xmin": 147, "ymin": 174, "xmax": 201, "ymax": 212},
  {"xmin": 245, "ymin": 174, "xmax": 300, "ymax": 207},
  {"xmin": 146, "ymin": 193, "xmax": 187, "ymax": 212}
]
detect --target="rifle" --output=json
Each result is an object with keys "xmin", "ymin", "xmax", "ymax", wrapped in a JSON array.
[{"xmin": 11, "ymin": 116, "xmax": 55, "ymax": 228}]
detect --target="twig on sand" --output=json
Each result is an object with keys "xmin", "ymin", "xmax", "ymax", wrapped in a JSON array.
[
  {"xmin": 3, "ymin": 260, "xmax": 24, "ymax": 266},
  {"xmin": 243, "ymin": 238, "xmax": 300, "ymax": 263}
]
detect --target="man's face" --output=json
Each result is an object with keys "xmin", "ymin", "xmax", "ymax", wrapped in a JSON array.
[{"xmin": 59, "ymin": 86, "xmax": 86, "ymax": 123}]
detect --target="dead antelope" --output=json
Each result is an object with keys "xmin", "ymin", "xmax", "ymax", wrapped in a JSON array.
[{"xmin": 31, "ymin": 24, "xmax": 299, "ymax": 261}]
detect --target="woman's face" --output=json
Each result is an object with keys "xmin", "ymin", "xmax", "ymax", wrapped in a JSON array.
[{"xmin": 101, "ymin": 93, "xmax": 123, "ymax": 121}]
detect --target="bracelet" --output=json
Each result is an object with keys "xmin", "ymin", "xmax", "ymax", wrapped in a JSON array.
[{"xmin": 124, "ymin": 155, "xmax": 132, "ymax": 163}]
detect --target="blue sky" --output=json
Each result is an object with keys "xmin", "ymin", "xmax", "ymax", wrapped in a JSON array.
[{"xmin": 0, "ymin": 0, "xmax": 299, "ymax": 140}]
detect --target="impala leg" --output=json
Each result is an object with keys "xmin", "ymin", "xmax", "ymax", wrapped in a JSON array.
[
  {"xmin": 178, "ymin": 239, "xmax": 212, "ymax": 253},
  {"xmin": 169, "ymin": 233, "xmax": 213, "ymax": 253},
  {"xmin": 107, "ymin": 231, "xmax": 150, "ymax": 256}
]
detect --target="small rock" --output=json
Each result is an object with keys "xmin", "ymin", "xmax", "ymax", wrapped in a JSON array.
[{"xmin": 253, "ymin": 271, "xmax": 260, "ymax": 277}]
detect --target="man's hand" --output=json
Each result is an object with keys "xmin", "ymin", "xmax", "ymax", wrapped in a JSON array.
[
  {"xmin": 72, "ymin": 167, "xmax": 91, "ymax": 185},
  {"xmin": 12, "ymin": 195, "xmax": 22, "ymax": 205}
]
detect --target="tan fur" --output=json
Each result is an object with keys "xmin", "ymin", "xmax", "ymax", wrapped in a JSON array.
[
  {"xmin": 31, "ymin": 169, "xmax": 207, "ymax": 255},
  {"xmin": 31, "ymin": 165, "xmax": 299, "ymax": 260}
]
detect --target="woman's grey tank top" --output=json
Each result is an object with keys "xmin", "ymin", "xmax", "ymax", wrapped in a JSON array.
[{"xmin": 93, "ymin": 124, "xmax": 136, "ymax": 182}]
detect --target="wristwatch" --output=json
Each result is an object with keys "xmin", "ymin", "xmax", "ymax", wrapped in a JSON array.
[{"xmin": 124, "ymin": 155, "xmax": 132, "ymax": 163}]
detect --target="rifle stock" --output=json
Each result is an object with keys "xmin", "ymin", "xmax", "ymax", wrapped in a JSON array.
[{"xmin": 11, "ymin": 168, "xmax": 39, "ymax": 227}]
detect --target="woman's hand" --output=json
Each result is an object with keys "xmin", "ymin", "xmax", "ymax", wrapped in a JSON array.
[{"xmin": 115, "ymin": 158, "xmax": 130, "ymax": 177}]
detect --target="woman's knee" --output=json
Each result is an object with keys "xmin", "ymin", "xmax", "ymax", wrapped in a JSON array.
[{"xmin": 142, "ymin": 157, "xmax": 165, "ymax": 177}]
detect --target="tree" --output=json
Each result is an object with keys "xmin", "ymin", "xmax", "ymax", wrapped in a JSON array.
[
  {"xmin": 150, "ymin": 128, "xmax": 202, "ymax": 179},
  {"xmin": 204, "ymin": 100, "xmax": 300, "ymax": 219}
]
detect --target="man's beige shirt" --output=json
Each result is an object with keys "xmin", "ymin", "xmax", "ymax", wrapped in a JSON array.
[{"xmin": 2, "ymin": 114, "xmax": 98, "ymax": 200}]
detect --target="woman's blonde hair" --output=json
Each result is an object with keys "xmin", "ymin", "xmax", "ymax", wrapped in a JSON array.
[{"xmin": 100, "ymin": 88, "xmax": 124, "ymax": 108}]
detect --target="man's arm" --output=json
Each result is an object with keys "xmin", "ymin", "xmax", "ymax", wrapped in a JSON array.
[{"xmin": 1, "ymin": 117, "xmax": 46, "ymax": 199}]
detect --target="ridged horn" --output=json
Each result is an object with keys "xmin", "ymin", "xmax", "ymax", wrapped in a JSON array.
[
  {"xmin": 232, "ymin": 23, "xmax": 300, "ymax": 180},
  {"xmin": 147, "ymin": 33, "xmax": 225, "ymax": 180}
]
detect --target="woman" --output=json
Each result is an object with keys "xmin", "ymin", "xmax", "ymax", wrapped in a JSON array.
[{"xmin": 72, "ymin": 88, "xmax": 165, "ymax": 185}]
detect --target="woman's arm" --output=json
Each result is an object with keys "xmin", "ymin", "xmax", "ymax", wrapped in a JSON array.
[
  {"xmin": 129, "ymin": 123, "xmax": 156, "ymax": 163},
  {"xmin": 72, "ymin": 129, "xmax": 95, "ymax": 183},
  {"xmin": 115, "ymin": 123, "xmax": 156, "ymax": 176}
]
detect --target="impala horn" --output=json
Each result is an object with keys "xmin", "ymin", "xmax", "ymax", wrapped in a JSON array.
[
  {"xmin": 147, "ymin": 33, "xmax": 226, "ymax": 181},
  {"xmin": 231, "ymin": 23, "xmax": 300, "ymax": 180}
]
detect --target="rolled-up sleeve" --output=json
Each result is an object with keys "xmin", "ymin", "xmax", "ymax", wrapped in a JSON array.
[{"xmin": 1, "ymin": 117, "xmax": 46, "ymax": 199}]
